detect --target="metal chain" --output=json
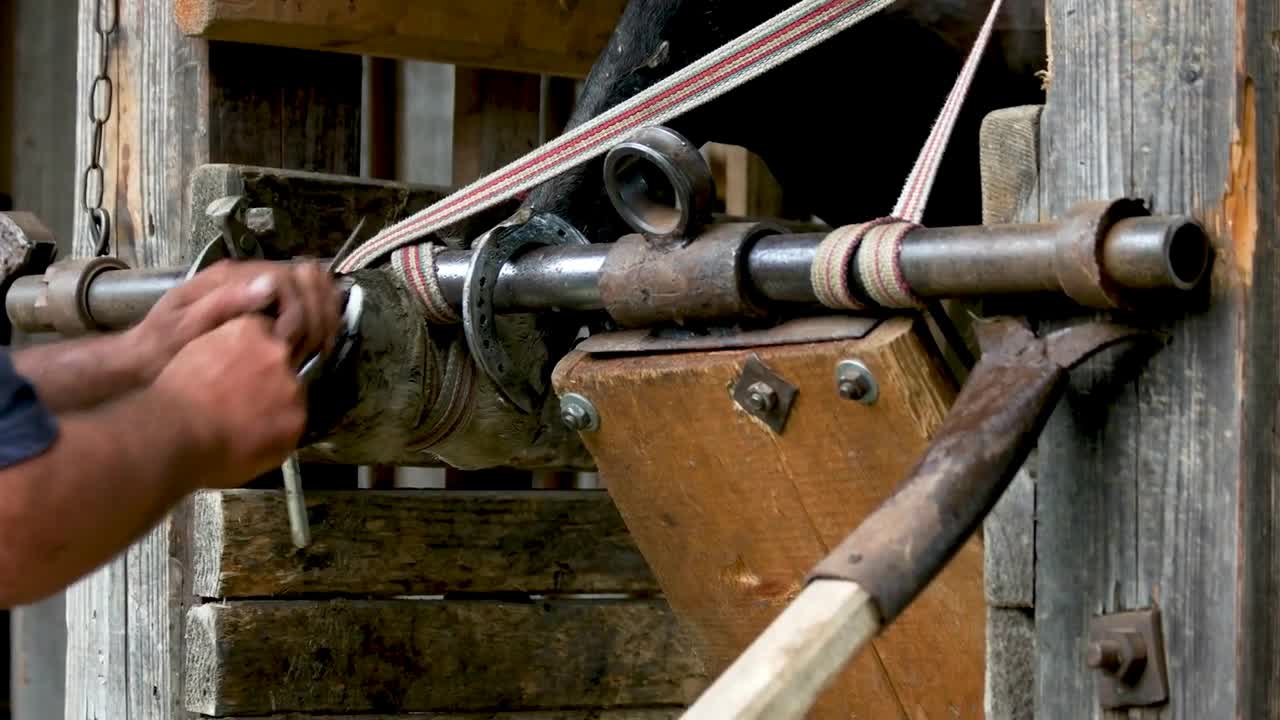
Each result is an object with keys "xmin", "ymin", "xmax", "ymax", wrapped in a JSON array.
[{"xmin": 82, "ymin": 0, "xmax": 118, "ymax": 257}]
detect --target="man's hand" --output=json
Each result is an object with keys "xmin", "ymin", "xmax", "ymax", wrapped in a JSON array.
[
  {"xmin": 152, "ymin": 314, "xmax": 308, "ymax": 490},
  {"xmin": 129, "ymin": 259, "xmax": 343, "ymax": 383}
]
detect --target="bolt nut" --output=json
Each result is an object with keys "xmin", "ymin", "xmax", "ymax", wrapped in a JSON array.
[
  {"xmin": 835, "ymin": 360, "xmax": 878, "ymax": 405},
  {"xmin": 1087, "ymin": 629, "xmax": 1147, "ymax": 685},
  {"xmin": 745, "ymin": 381, "xmax": 778, "ymax": 412},
  {"xmin": 559, "ymin": 393, "xmax": 600, "ymax": 432},
  {"xmin": 245, "ymin": 207, "xmax": 277, "ymax": 236}
]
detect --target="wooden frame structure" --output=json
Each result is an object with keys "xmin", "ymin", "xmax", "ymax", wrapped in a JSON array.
[{"xmin": 49, "ymin": 0, "xmax": 1278, "ymax": 718}]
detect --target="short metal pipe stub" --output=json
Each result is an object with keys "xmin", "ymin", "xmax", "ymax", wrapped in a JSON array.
[
  {"xmin": 604, "ymin": 125, "xmax": 715, "ymax": 243},
  {"xmin": 39, "ymin": 256, "xmax": 130, "ymax": 335}
]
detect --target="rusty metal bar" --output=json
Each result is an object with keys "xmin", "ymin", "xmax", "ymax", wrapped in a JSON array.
[{"xmin": 4, "ymin": 209, "xmax": 1210, "ymax": 334}]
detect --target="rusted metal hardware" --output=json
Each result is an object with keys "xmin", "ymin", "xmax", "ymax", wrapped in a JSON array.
[
  {"xmin": 835, "ymin": 359, "xmax": 878, "ymax": 404},
  {"xmin": 558, "ymin": 392, "xmax": 600, "ymax": 432},
  {"xmin": 600, "ymin": 222, "xmax": 778, "ymax": 329},
  {"xmin": 806, "ymin": 317, "xmax": 1158, "ymax": 625},
  {"xmin": 732, "ymin": 354, "xmax": 798, "ymax": 434},
  {"xmin": 1088, "ymin": 608, "xmax": 1170, "ymax": 710},
  {"xmin": 8, "ymin": 256, "xmax": 131, "ymax": 336},
  {"xmin": 603, "ymin": 125, "xmax": 715, "ymax": 243},
  {"xmin": 0, "ymin": 212, "xmax": 58, "ymax": 341},
  {"xmin": 5, "ymin": 205, "xmax": 1209, "ymax": 336},
  {"xmin": 188, "ymin": 196, "xmax": 264, "ymax": 280}
]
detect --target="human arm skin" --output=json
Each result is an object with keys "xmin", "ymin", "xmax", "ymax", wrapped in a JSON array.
[
  {"xmin": 11, "ymin": 259, "xmax": 341, "ymax": 413},
  {"xmin": 0, "ymin": 316, "xmax": 309, "ymax": 608}
]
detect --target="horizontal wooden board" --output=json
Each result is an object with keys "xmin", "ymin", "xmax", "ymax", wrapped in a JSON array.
[
  {"xmin": 183, "ymin": 599, "xmax": 706, "ymax": 715},
  {"xmin": 192, "ymin": 490, "xmax": 659, "ymax": 597},
  {"xmin": 173, "ymin": 0, "xmax": 627, "ymax": 78}
]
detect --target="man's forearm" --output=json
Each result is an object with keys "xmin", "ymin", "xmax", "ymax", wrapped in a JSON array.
[
  {"xmin": 0, "ymin": 386, "xmax": 206, "ymax": 607},
  {"xmin": 12, "ymin": 330, "xmax": 152, "ymax": 412}
]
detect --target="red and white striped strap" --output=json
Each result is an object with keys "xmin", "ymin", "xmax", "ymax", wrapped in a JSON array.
[
  {"xmin": 337, "ymin": 0, "xmax": 900, "ymax": 273},
  {"xmin": 813, "ymin": 0, "xmax": 1004, "ymax": 310}
]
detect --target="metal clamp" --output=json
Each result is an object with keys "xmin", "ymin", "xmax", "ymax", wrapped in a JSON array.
[
  {"xmin": 35, "ymin": 256, "xmax": 130, "ymax": 335},
  {"xmin": 604, "ymin": 125, "xmax": 715, "ymax": 244},
  {"xmin": 462, "ymin": 211, "xmax": 589, "ymax": 413},
  {"xmin": 187, "ymin": 196, "xmax": 265, "ymax": 280}
]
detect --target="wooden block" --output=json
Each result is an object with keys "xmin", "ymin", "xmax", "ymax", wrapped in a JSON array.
[
  {"xmin": 183, "ymin": 599, "xmax": 707, "ymax": 715},
  {"xmin": 173, "ymin": 0, "xmax": 627, "ymax": 78},
  {"xmin": 552, "ymin": 316, "xmax": 985, "ymax": 719},
  {"xmin": 187, "ymin": 164, "xmax": 451, "ymax": 260},
  {"xmin": 192, "ymin": 489, "xmax": 659, "ymax": 598}
]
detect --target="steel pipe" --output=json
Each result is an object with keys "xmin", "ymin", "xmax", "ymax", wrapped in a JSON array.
[{"xmin": 4, "ymin": 209, "xmax": 1210, "ymax": 334}]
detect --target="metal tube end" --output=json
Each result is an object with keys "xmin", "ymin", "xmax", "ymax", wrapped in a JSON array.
[{"xmin": 1103, "ymin": 216, "xmax": 1210, "ymax": 292}]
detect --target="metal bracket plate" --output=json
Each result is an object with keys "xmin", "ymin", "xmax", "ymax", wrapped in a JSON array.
[
  {"xmin": 578, "ymin": 315, "xmax": 883, "ymax": 356},
  {"xmin": 1088, "ymin": 607, "xmax": 1170, "ymax": 710},
  {"xmin": 732, "ymin": 354, "xmax": 798, "ymax": 434}
]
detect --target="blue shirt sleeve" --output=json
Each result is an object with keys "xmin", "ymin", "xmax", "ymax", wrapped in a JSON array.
[{"xmin": 0, "ymin": 350, "xmax": 58, "ymax": 469}]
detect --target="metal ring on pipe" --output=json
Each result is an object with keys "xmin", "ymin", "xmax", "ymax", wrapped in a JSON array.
[{"xmin": 603, "ymin": 126, "xmax": 715, "ymax": 243}]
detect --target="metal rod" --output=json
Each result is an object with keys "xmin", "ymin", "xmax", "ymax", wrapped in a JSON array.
[{"xmin": 4, "ymin": 215, "xmax": 1210, "ymax": 334}]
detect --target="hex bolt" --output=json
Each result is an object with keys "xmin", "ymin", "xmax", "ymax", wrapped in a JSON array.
[
  {"xmin": 245, "ymin": 207, "xmax": 278, "ymax": 236},
  {"xmin": 836, "ymin": 360, "xmax": 878, "ymax": 405},
  {"xmin": 1087, "ymin": 629, "xmax": 1148, "ymax": 685},
  {"xmin": 746, "ymin": 381, "xmax": 778, "ymax": 413},
  {"xmin": 559, "ymin": 393, "xmax": 601, "ymax": 432}
]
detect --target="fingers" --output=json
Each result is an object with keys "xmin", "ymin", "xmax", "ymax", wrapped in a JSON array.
[
  {"xmin": 294, "ymin": 262, "xmax": 338, "ymax": 358},
  {"xmin": 177, "ymin": 271, "xmax": 280, "ymax": 342}
]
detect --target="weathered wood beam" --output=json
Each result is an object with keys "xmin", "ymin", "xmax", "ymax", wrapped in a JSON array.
[
  {"xmin": 1034, "ymin": 0, "xmax": 1277, "ymax": 717},
  {"xmin": 183, "ymin": 599, "xmax": 707, "ymax": 715},
  {"xmin": 173, "ymin": 0, "xmax": 627, "ymax": 79},
  {"xmin": 192, "ymin": 490, "xmax": 659, "ymax": 597},
  {"xmin": 65, "ymin": 1, "xmax": 364, "ymax": 717}
]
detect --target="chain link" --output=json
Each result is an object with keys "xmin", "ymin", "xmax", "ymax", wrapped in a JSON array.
[{"xmin": 83, "ymin": 0, "xmax": 118, "ymax": 257}]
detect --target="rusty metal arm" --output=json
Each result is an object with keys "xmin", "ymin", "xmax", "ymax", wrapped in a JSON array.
[{"xmin": 679, "ymin": 318, "xmax": 1159, "ymax": 720}]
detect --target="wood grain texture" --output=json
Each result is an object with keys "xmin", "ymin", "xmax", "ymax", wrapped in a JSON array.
[
  {"xmin": 183, "ymin": 599, "xmax": 707, "ymax": 715},
  {"xmin": 1033, "ymin": 0, "xmax": 1245, "ymax": 718},
  {"xmin": 67, "ymin": 3, "xmax": 209, "ymax": 720},
  {"xmin": 1239, "ymin": 1, "xmax": 1280, "ymax": 716},
  {"xmin": 553, "ymin": 317, "xmax": 984, "ymax": 720},
  {"xmin": 192, "ymin": 489, "xmax": 658, "ymax": 597},
  {"xmin": 207, "ymin": 44, "xmax": 362, "ymax": 175},
  {"xmin": 173, "ymin": 0, "xmax": 627, "ymax": 78},
  {"xmin": 66, "ymin": 4, "xmax": 363, "ymax": 720},
  {"xmin": 452, "ymin": 69, "xmax": 544, "ymax": 188}
]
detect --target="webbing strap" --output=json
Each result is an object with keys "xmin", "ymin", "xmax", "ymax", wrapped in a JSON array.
[
  {"xmin": 814, "ymin": 0, "xmax": 1004, "ymax": 310},
  {"xmin": 338, "ymin": 0, "xmax": 901, "ymax": 273}
]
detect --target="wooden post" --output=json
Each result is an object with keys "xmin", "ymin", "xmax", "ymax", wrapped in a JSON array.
[
  {"xmin": 1035, "ymin": 0, "xmax": 1275, "ymax": 717},
  {"xmin": 64, "ymin": 2, "xmax": 361, "ymax": 718}
]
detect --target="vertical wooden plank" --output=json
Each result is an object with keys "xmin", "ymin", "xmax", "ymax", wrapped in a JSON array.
[
  {"xmin": 1239, "ymin": 0, "xmax": 1280, "ymax": 716},
  {"xmin": 66, "ymin": 4, "xmax": 363, "ymax": 719},
  {"xmin": 451, "ymin": 68, "xmax": 542, "ymax": 187},
  {"xmin": 1034, "ymin": 0, "xmax": 1245, "ymax": 719}
]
